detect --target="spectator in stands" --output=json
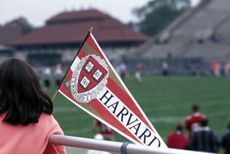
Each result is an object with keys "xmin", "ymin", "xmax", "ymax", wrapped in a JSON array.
[
  {"xmin": 224, "ymin": 63, "xmax": 230, "ymax": 76},
  {"xmin": 135, "ymin": 63, "xmax": 144, "ymax": 82},
  {"xmin": 211, "ymin": 61, "xmax": 221, "ymax": 77},
  {"xmin": 221, "ymin": 120, "xmax": 230, "ymax": 154},
  {"xmin": 162, "ymin": 61, "xmax": 169, "ymax": 76},
  {"xmin": 167, "ymin": 123, "xmax": 189, "ymax": 149},
  {"xmin": 0, "ymin": 58, "xmax": 66, "ymax": 154},
  {"xmin": 185, "ymin": 104, "xmax": 206, "ymax": 134},
  {"xmin": 188, "ymin": 118, "xmax": 219, "ymax": 153},
  {"xmin": 54, "ymin": 64, "xmax": 64, "ymax": 88},
  {"xmin": 42, "ymin": 66, "xmax": 51, "ymax": 90},
  {"xmin": 115, "ymin": 62, "xmax": 128, "ymax": 80},
  {"xmin": 92, "ymin": 119, "xmax": 115, "ymax": 141}
]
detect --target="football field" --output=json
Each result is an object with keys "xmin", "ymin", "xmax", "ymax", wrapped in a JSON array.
[{"xmin": 50, "ymin": 75, "xmax": 230, "ymax": 152}]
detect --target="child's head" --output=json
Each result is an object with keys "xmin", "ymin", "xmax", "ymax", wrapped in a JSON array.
[{"xmin": 0, "ymin": 58, "xmax": 53, "ymax": 125}]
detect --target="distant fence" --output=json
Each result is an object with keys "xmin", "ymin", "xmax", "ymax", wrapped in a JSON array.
[
  {"xmin": 49, "ymin": 135, "xmax": 214, "ymax": 154},
  {"xmin": 123, "ymin": 57, "xmax": 210, "ymax": 76}
]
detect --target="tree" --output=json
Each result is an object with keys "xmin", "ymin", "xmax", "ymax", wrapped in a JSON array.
[
  {"xmin": 133, "ymin": 0, "xmax": 191, "ymax": 36},
  {"xmin": 5, "ymin": 17, "xmax": 34, "ymax": 34}
]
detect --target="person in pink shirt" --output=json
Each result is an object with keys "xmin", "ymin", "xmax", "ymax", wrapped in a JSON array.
[{"xmin": 0, "ymin": 58, "xmax": 66, "ymax": 154}]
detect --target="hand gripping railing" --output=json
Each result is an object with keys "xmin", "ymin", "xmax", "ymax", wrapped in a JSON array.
[{"xmin": 49, "ymin": 135, "xmax": 215, "ymax": 154}]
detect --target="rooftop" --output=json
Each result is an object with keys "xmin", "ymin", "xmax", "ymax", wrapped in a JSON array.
[{"xmin": 12, "ymin": 9, "xmax": 148, "ymax": 46}]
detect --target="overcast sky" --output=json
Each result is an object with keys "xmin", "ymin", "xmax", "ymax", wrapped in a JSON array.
[{"xmin": 0, "ymin": 0, "xmax": 200, "ymax": 27}]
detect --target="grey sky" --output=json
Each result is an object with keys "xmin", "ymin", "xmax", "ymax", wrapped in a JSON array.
[{"xmin": 0, "ymin": 0, "xmax": 200, "ymax": 27}]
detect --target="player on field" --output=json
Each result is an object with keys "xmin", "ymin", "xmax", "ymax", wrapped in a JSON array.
[
  {"xmin": 92, "ymin": 119, "xmax": 115, "ymax": 141},
  {"xmin": 185, "ymin": 104, "xmax": 206, "ymax": 134}
]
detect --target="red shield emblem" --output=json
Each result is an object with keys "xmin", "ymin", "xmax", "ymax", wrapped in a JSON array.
[
  {"xmin": 70, "ymin": 55, "xmax": 109, "ymax": 103},
  {"xmin": 78, "ymin": 56, "xmax": 108, "ymax": 93}
]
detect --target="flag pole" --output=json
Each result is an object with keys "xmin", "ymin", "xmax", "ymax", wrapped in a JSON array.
[
  {"xmin": 51, "ymin": 27, "xmax": 94, "ymax": 102},
  {"xmin": 90, "ymin": 27, "xmax": 93, "ymax": 33},
  {"xmin": 52, "ymin": 90, "xmax": 59, "ymax": 102}
]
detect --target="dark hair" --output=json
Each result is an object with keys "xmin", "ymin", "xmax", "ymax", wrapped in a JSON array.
[
  {"xmin": 192, "ymin": 104, "xmax": 199, "ymax": 112},
  {"xmin": 0, "ymin": 58, "xmax": 53, "ymax": 125},
  {"xmin": 176, "ymin": 123, "xmax": 184, "ymax": 132}
]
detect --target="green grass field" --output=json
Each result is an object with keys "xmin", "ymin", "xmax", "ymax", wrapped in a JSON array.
[{"xmin": 50, "ymin": 75, "xmax": 230, "ymax": 145}]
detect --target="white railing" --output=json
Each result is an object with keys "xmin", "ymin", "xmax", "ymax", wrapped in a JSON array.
[{"xmin": 49, "ymin": 135, "xmax": 214, "ymax": 154}]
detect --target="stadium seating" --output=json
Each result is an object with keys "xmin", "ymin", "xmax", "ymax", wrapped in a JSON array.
[{"xmin": 132, "ymin": 0, "xmax": 230, "ymax": 65}]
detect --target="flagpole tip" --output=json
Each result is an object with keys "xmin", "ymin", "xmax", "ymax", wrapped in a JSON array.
[{"xmin": 90, "ymin": 27, "xmax": 94, "ymax": 33}]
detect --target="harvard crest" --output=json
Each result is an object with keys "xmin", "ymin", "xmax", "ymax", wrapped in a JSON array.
[{"xmin": 70, "ymin": 54, "xmax": 109, "ymax": 103}]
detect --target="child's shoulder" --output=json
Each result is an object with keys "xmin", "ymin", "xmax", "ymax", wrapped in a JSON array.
[{"xmin": 38, "ymin": 113, "xmax": 58, "ymax": 126}]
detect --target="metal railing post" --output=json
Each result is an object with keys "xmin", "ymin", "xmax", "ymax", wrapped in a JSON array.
[{"xmin": 49, "ymin": 135, "xmax": 215, "ymax": 154}]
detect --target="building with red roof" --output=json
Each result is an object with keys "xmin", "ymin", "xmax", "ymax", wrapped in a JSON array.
[
  {"xmin": 0, "ymin": 17, "xmax": 33, "ymax": 62},
  {"xmin": 11, "ymin": 9, "xmax": 148, "ymax": 65}
]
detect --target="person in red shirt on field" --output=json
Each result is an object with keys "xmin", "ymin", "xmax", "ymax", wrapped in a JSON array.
[
  {"xmin": 167, "ymin": 123, "xmax": 189, "ymax": 149},
  {"xmin": 185, "ymin": 104, "xmax": 206, "ymax": 134},
  {"xmin": 92, "ymin": 119, "xmax": 115, "ymax": 141}
]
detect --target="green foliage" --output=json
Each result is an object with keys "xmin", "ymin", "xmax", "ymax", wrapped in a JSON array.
[{"xmin": 133, "ymin": 0, "xmax": 191, "ymax": 36}]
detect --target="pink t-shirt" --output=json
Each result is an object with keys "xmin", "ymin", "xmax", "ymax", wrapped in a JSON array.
[{"xmin": 0, "ymin": 113, "xmax": 66, "ymax": 154}]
